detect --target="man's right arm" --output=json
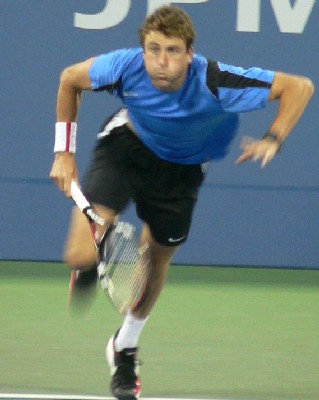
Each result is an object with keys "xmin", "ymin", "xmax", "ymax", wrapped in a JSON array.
[{"xmin": 50, "ymin": 57, "xmax": 97, "ymax": 197}]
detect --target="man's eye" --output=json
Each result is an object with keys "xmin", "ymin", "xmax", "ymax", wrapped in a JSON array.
[
  {"xmin": 150, "ymin": 47, "xmax": 159, "ymax": 54},
  {"xmin": 168, "ymin": 48, "xmax": 179, "ymax": 55}
]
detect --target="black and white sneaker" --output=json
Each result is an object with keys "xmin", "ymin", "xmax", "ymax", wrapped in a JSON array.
[
  {"xmin": 68, "ymin": 267, "xmax": 98, "ymax": 311},
  {"xmin": 106, "ymin": 333, "xmax": 141, "ymax": 400}
]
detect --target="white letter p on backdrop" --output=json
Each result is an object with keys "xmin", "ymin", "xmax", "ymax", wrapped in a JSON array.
[
  {"xmin": 74, "ymin": 0, "xmax": 131, "ymax": 30},
  {"xmin": 147, "ymin": 0, "xmax": 208, "ymax": 15}
]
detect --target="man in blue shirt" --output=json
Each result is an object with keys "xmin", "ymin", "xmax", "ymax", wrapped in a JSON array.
[{"xmin": 50, "ymin": 5, "xmax": 314, "ymax": 399}]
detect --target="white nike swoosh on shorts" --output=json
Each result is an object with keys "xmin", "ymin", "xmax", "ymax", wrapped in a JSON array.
[{"xmin": 168, "ymin": 236, "xmax": 186, "ymax": 243}]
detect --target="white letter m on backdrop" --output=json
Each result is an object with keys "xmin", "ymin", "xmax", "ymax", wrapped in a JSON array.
[{"xmin": 237, "ymin": 0, "xmax": 315, "ymax": 33}]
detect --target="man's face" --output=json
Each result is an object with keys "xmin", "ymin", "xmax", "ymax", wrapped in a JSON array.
[{"xmin": 143, "ymin": 31, "xmax": 193, "ymax": 91}]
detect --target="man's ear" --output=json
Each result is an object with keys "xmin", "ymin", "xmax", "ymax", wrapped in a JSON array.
[{"xmin": 187, "ymin": 46, "xmax": 194, "ymax": 63}]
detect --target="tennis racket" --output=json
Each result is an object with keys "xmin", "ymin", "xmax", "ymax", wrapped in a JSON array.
[{"xmin": 70, "ymin": 180, "xmax": 150, "ymax": 315}]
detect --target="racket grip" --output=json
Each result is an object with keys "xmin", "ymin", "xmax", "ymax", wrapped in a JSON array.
[{"xmin": 70, "ymin": 180, "xmax": 90, "ymax": 212}]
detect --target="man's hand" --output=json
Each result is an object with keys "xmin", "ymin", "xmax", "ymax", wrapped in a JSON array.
[
  {"xmin": 235, "ymin": 136, "xmax": 281, "ymax": 168},
  {"xmin": 50, "ymin": 152, "xmax": 78, "ymax": 197}
]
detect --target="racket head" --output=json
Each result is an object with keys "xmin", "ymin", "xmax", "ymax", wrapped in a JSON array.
[{"xmin": 97, "ymin": 222, "xmax": 150, "ymax": 315}]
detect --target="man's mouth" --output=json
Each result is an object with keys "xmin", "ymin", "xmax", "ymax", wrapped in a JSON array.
[{"xmin": 157, "ymin": 74, "xmax": 168, "ymax": 81}]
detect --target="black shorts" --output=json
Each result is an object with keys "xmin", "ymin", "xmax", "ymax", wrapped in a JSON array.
[{"xmin": 82, "ymin": 124, "xmax": 204, "ymax": 246}]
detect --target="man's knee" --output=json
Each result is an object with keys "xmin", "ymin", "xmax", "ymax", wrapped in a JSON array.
[
  {"xmin": 63, "ymin": 243, "xmax": 96, "ymax": 270},
  {"xmin": 63, "ymin": 206, "xmax": 101, "ymax": 269}
]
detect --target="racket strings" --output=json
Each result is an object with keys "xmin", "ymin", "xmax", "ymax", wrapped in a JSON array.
[
  {"xmin": 99, "ymin": 228, "xmax": 149, "ymax": 314},
  {"xmin": 110, "ymin": 240, "xmax": 149, "ymax": 313}
]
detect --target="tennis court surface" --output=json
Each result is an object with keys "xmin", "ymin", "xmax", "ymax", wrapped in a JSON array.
[
  {"xmin": 0, "ymin": 395, "xmax": 216, "ymax": 400},
  {"xmin": 1, "ymin": 262, "xmax": 318, "ymax": 400},
  {"xmin": 0, "ymin": 395, "xmax": 226, "ymax": 400}
]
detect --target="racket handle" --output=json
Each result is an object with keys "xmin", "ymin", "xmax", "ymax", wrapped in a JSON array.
[{"xmin": 70, "ymin": 180, "xmax": 90, "ymax": 212}]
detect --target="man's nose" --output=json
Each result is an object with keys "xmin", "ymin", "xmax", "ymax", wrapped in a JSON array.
[{"xmin": 158, "ymin": 52, "xmax": 168, "ymax": 67}]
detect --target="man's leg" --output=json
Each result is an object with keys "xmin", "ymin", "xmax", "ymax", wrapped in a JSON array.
[
  {"xmin": 107, "ymin": 223, "xmax": 177, "ymax": 399},
  {"xmin": 65, "ymin": 204, "xmax": 117, "ymax": 309}
]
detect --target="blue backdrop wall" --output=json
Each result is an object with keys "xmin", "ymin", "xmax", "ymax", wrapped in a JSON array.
[{"xmin": 1, "ymin": 1, "xmax": 318, "ymax": 268}]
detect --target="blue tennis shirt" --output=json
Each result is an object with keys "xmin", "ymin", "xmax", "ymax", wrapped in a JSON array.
[{"xmin": 89, "ymin": 48, "xmax": 274, "ymax": 164}]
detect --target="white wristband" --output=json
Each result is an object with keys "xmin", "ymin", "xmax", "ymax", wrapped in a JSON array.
[{"xmin": 54, "ymin": 122, "xmax": 77, "ymax": 153}]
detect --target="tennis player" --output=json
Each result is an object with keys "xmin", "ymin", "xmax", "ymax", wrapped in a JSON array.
[{"xmin": 50, "ymin": 5, "xmax": 314, "ymax": 399}]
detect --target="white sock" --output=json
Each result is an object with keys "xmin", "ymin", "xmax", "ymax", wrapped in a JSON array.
[{"xmin": 114, "ymin": 311, "xmax": 149, "ymax": 351}]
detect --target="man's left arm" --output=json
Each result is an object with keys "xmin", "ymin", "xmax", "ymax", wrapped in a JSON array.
[{"xmin": 236, "ymin": 72, "xmax": 314, "ymax": 167}]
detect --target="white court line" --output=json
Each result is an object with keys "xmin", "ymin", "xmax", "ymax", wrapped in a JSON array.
[{"xmin": 0, "ymin": 394, "xmax": 222, "ymax": 400}]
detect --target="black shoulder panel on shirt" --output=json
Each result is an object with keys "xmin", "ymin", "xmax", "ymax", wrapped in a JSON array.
[
  {"xmin": 206, "ymin": 60, "xmax": 271, "ymax": 98},
  {"xmin": 206, "ymin": 60, "xmax": 220, "ymax": 97}
]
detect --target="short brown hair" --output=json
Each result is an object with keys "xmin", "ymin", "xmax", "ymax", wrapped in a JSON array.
[{"xmin": 139, "ymin": 6, "xmax": 196, "ymax": 50}]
